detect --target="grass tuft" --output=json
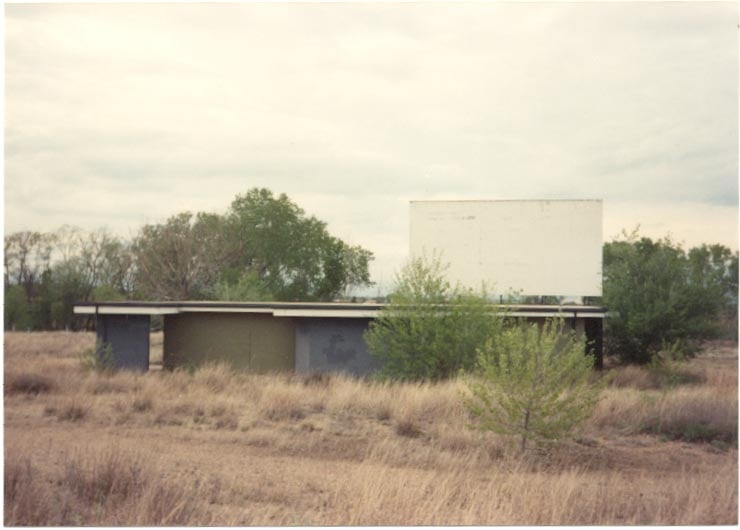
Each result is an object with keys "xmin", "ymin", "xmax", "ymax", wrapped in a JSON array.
[
  {"xmin": 299, "ymin": 371, "xmax": 334, "ymax": 387},
  {"xmin": 62, "ymin": 450, "xmax": 146, "ymax": 505},
  {"xmin": 5, "ymin": 372, "xmax": 55, "ymax": 395},
  {"xmin": 214, "ymin": 415, "xmax": 239, "ymax": 430},
  {"xmin": 395, "ymin": 417, "xmax": 423, "ymax": 438},
  {"xmin": 607, "ymin": 362, "xmax": 706, "ymax": 390},
  {"xmin": 131, "ymin": 396, "xmax": 153, "ymax": 413},
  {"xmin": 191, "ymin": 362, "xmax": 234, "ymax": 393},
  {"xmin": 55, "ymin": 400, "xmax": 89, "ymax": 422},
  {"xmin": 259, "ymin": 384, "xmax": 309, "ymax": 421}
]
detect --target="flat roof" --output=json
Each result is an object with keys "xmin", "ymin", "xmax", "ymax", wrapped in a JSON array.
[{"xmin": 74, "ymin": 301, "xmax": 607, "ymax": 319}]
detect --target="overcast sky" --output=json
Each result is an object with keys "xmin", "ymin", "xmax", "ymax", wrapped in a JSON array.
[{"xmin": 5, "ymin": 2, "xmax": 738, "ymax": 294}]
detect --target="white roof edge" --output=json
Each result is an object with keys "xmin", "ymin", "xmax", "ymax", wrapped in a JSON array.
[
  {"xmin": 179, "ymin": 307, "xmax": 273, "ymax": 314},
  {"xmin": 75, "ymin": 306, "xmax": 180, "ymax": 315},
  {"xmin": 74, "ymin": 304, "xmax": 607, "ymax": 319},
  {"xmin": 503, "ymin": 311, "xmax": 576, "ymax": 318},
  {"xmin": 273, "ymin": 309, "xmax": 379, "ymax": 318}
]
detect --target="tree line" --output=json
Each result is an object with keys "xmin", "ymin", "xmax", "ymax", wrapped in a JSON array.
[
  {"xmin": 6, "ymin": 189, "xmax": 737, "ymax": 355},
  {"xmin": 4, "ymin": 188, "xmax": 374, "ymax": 330}
]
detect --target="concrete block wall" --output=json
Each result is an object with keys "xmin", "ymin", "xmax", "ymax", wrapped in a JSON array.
[
  {"xmin": 96, "ymin": 314, "xmax": 150, "ymax": 372},
  {"xmin": 295, "ymin": 318, "xmax": 381, "ymax": 376}
]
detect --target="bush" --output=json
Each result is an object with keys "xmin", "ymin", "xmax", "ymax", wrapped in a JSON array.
[
  {"xmin": 603, "ymin": 231, "xmax": 737, "ymax": 364},
  {"xmin": 465, "ymin": 318, "xmax": 600, "ymax": 450},
  {"xmin": 365, "ymin": 255, "xmax": 503, "ymax": 381}
]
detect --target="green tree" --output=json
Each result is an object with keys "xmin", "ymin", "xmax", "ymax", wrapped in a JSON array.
[
  {"xmin": 687, "ymin": 243, "xmax": 738, "ymax": 340},
  {"xmin": 91, "ymin": 284, "xmax": 128, "ymax": 302},
  {"xmin": 46, "ymin": 227, "xmax": 130, "ymax": 329},
  {"xmin": 465, "ymin": 318, "xmax": 599, "ymax": 450},
  {"xmin": 100, "ymin": 240, "xmax": 135, "ymax": 298},
  {"xmin": 49, "ymin": 260, "xmax": 89, "ymax": 330},
  {"xmin": 132, "ymin": 212, "xmax": 234, "ymax": 300},
  {"xmin": 5, "ymin": 190, "xmax": 375, "ymax": 328},
  {"xmin": 4, "ymin": 284, "xmax": 32, "ymax": 330},
  {"xmin": 213, "ymin": 270, "xmax": 272, "ymax": 301},
  {"xmin": 31, "ymin": 269, "xmax": 54, "ymax": 330},
  {"xmin": 603, "ymin": 230, "xmax": 737, "ymax": 363},
  {"xmin": 314, "ymin": 238, "xmax": 374, "ymax": 300},
  {"xmin": 365, "ymin": 255, "xmax": 502, "ymax": 381},
  {"xmin": 225, "ymin": 188, "xmax": 373, "ymax": 301},
  {"xmin": 4, "ymin": 231, "xmax": 55, "ymax": 330},
  {"xmin": 4, "ymin": 231, "xmax": 54, "ymax": 301}
]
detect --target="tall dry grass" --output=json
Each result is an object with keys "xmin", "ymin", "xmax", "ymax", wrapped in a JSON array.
[
  {"xmin": 5, "ymin": 448, "xmax": 218, "ymax": 525},
  {"xmin": 4, "ymin": 332, "xmax": 738, "ymax": 525},
  {"xmin": 325, "ymin": 457, "xmax": 737, "ymax": 525},
  {"xmin": 593, "ymin": 348, "xmax": 738, "ymax": 444},
  {"xmin": 6, "ymin": 439, "xmax": 735, "ymax": 525},
  {"xmin": 590, "ymin": 386, "xmax": 738, "ymax": 443}
]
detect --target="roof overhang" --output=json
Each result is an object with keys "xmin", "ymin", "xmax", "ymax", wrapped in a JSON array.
[
  {"xmin": 73, "ymin": 305, "xmax": 180, "ymax": 315},
  {"xmin": 74, "ymin": 301, "xmax": 607, "ymax": 319}
]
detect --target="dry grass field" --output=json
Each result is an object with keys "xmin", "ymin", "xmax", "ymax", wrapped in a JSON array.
[{"xmin": 4, "ymin": 331, "xmax": 738, "ymax": 525}]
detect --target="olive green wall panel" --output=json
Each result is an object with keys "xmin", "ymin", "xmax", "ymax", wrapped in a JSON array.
[{"xmin": 163, "ymin": 313, "xmax": 295, "ymax": 372}]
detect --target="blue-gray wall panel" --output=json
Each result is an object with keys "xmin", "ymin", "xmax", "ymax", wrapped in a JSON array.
[
  {"xmin": 295, "ymin": 318, "xmax": 380, "ymax": 376},
  {"xmin": 96, "ymin": 314, "xmax": 150, "ymax": 371}
]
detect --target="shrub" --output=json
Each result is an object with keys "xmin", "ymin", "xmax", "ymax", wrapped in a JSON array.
[
  {"xmin": 365, "ymin": 255, "xmax": 503, "ymax": 381},
  {"xmin": 603, "ymin": 231, "xmax": 737, "ymax": 364},
  {"xmin": 465, "ymin": 318, "xmax": 600, "ymax": 450}
]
